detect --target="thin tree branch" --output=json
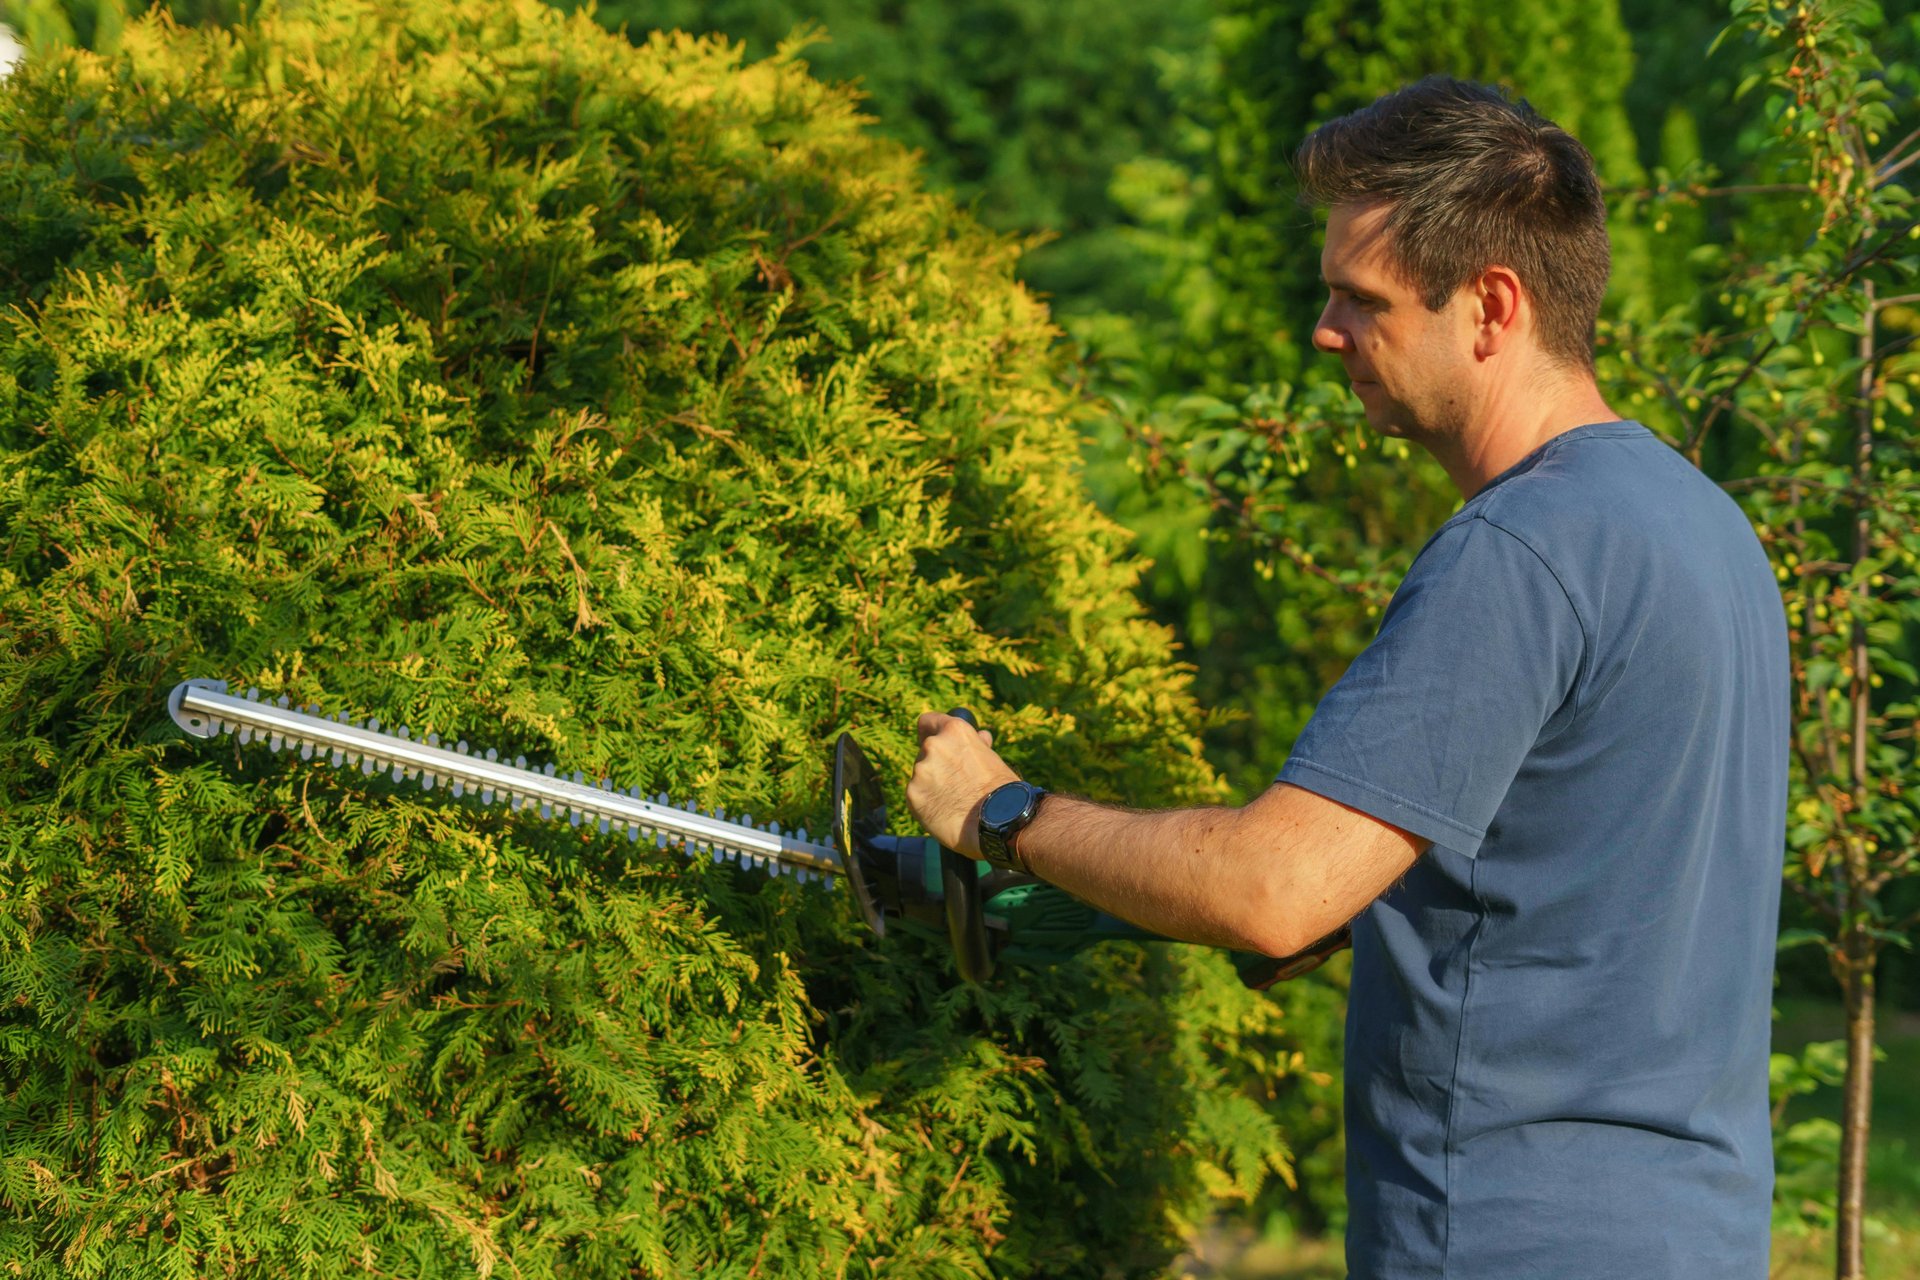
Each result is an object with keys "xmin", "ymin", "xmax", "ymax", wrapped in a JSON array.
[
  {"xmin": 1873, "ymin": 123, "xmax": 1920, "ymax": 178},
  {"xmin": 1785, "ymin": 873, "xmax": 1843, "ymax": 920},
  {"xmin": 1867, "ymin": 845, "xmax": 1919, "ymax": 896},
  {"xmin": 1604, "ymin": 181, "xmax": 1808, "ymax": 201},
  {"xmin": 1686, "ymin": 218, "xmax": 1919, "ymax": 462},
  {"xmin": 1875, "ymin": 146, "xmax": 1920, "ymax": 188}
]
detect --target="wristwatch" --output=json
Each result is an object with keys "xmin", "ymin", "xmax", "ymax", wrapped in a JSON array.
[{"xmin": 977, "ymin": 779, "xmax": 1049, "ymax": 874}]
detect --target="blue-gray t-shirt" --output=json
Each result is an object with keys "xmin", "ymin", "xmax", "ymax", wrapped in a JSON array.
[{"xmin": 1276, "ymin": 421, "xmax": 1789, "ymax": 1279}]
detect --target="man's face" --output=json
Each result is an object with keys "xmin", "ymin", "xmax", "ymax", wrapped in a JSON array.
[{"xmin": 1312, "ymin": 202, "xmax": 1474, "ymax": 440}]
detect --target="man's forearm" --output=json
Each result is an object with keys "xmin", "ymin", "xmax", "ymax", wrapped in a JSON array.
[
  {"xmin": 906, "ymin": 711, "xmax": 1422, "ymax": 958},
  {"xmin": 1012, "ymin": 794, "xmax": 1286, "ymax": 955}
]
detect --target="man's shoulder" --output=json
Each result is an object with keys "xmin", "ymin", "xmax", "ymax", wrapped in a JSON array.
[{"xmin": 1453, "ymin": 421, "xmax": 1746, "ymax": 572}]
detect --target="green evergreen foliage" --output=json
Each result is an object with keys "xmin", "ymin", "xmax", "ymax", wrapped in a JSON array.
[
  {"xmin": 0, "ymin": 3, "xmax": 1307, "ymax": 1272},
  {"xmin": 0, "ymin": 0, "xmax": 1215, "ymax": 316},
  {"xmin": 0, "ymin": 0, "xmax": 249, "ymax": 56},
  {"xmin": 563, "ymin": 0, "xmax": 1212, "ymax": 319}
]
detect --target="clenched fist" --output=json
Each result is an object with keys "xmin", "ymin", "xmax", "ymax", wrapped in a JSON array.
[{"xmin": 904, "ymin": 711, "xmax": 1020, "ymax": 858}]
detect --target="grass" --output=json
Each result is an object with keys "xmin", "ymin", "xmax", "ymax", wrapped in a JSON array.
[{"xmin": 1176, "ymin": 996, "xmax": 1920, "ymax": 1279}]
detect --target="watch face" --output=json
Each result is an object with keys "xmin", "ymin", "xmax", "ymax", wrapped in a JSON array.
[{"xmin": 981, "ymin": 783, "xmax": 1034, "ymax": 829}]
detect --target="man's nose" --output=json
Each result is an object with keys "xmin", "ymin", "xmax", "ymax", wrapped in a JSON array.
[{"xmin": 1311, "ymin": 302, "xmax": 1346, "ymax": 353}]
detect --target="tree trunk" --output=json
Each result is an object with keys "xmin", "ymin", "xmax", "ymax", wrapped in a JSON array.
[
  {"xmin": 1834, "ymin": 275, "xmax": 1877, "ymax": 1280},
  {"xmin": 1834, "ymin": 931, "xmax": 1875, "ymax": 1280}
]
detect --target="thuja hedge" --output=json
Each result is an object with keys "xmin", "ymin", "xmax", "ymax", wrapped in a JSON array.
[{"xmin": 0, "ymin": 2, "xmax": 1305, "ymax": 1275}]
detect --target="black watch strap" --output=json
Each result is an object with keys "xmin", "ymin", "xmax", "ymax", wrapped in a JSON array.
[{"xmin": 978, "ymin": 780, "xmax": 1048, "ymax": 874}]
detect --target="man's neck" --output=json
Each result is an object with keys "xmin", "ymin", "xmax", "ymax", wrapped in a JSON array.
[{"xmin": 1426, "ymin": 374, "xmax": 1620, "ymax": 500}]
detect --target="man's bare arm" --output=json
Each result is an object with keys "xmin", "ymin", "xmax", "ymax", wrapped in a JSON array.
[{"xmin": 905, "ymin": 712, "xmax": 1431, "ymax": 958}]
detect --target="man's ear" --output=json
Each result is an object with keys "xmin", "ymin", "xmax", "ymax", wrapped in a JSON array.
[{"xmin": 1473, "ymin": 264, "xmax": 1526, "ymax": 360}]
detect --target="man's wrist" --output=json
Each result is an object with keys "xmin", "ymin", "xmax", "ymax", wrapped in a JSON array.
[
  {"xmin": 1007, "ymin": 810, "xmax": 1040, "ymax": 875},
  {"xmin": 978, "ymin": 780, "xmax": 1048, "ymax": 873}
]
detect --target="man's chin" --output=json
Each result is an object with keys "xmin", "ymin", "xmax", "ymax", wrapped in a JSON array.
[{"xmin": 1355, "ymin": 404, "xmax": 1409, "ymax": 438}]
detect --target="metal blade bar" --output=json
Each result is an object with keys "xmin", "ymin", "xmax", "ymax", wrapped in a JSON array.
[{"xmin": 166, "ymin": 679, "xmax": 842, "ymax": 878}]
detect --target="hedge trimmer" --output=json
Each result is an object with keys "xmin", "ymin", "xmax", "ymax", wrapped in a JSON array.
[{"xmin": 167, "ymin": 679, "xmax": 1346, "ymax": 989}]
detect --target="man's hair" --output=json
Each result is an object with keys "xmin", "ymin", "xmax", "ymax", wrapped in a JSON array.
[{"xmin": 1293, "ymin": 76, "xmax": 1610, "ymax": 370}]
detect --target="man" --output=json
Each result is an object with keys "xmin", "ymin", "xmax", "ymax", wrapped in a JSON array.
[{"xmin": 906, "ymin": 77, "xmax": 1789, "ymax": 1279}]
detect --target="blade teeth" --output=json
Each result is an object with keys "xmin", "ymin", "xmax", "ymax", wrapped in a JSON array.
[{"xmin": 198, "ymin": 699, "xmax": 798, "ymax": 867}]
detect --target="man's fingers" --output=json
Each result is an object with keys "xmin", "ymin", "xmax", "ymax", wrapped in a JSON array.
[{"xmin": 916, "ymin": 711, "xmax": 995, "ymax": 755}]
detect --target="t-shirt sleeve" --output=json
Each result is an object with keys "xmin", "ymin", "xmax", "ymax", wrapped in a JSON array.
[{"xmin": 1276, "ymin": 515, "xmax": 1585, "ymax": 857}]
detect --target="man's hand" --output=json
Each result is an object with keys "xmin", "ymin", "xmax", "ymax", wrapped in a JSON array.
[{"xmin": 905, "ymin": 711, "xmax": 1020, "ymax": 858}]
